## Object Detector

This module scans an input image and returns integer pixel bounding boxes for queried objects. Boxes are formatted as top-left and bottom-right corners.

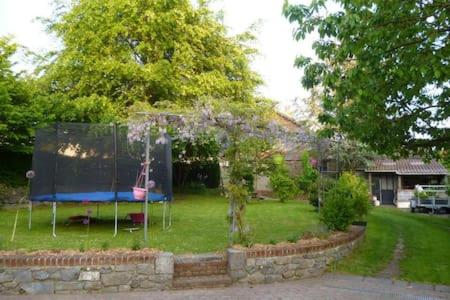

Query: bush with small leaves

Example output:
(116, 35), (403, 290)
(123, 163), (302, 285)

(100, 241), (110, 251)
(297, 152), (319, 196)
(287, 234), (299, 243)
(308, 177), (336, 208)
(269, 162), (298, 202)
(320, 172), (370, 231)
(131, 238), (143, 251)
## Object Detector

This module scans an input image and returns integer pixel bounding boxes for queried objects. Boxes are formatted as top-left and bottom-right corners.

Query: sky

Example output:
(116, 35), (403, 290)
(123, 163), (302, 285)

(0, 0), (315, 112)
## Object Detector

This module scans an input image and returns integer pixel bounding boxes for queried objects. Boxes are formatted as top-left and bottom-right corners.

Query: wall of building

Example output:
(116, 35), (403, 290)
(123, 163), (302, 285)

(396, 189), (414, 208)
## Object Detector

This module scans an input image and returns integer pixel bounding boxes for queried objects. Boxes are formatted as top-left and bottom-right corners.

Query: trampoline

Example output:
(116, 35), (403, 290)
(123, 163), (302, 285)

(28, 123), (173, 239)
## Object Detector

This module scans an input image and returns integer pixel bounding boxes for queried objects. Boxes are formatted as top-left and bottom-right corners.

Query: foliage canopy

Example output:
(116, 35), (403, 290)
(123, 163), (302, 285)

(0, 37), (48, 153)
(284, 0), (450, 158)
(42, 0), (261, 114)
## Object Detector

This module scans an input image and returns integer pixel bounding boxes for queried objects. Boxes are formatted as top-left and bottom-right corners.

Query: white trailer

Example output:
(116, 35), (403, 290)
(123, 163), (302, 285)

(410, 185), (449, 213)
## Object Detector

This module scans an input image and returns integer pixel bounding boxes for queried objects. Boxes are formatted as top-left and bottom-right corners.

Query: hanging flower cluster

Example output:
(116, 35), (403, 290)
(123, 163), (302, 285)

(127, 103), (311, 162)
(127, 101), (315, 244)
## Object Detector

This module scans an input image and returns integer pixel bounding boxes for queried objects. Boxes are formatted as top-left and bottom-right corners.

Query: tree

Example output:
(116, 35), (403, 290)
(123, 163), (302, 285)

(290, 87), (324, 131)
(0, 37), (47, 153)
(327, 138), (375, 172)
(41, 0), (261, 116)
(283, 0), (450, 158)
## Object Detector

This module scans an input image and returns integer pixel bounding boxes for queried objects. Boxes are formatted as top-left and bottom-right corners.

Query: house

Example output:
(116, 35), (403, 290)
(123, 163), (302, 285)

(365, 158), (448, 208)
(254, 112), (311, 196)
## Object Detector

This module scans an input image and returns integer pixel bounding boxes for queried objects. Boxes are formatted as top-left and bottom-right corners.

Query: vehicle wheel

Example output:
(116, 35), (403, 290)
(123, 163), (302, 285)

(410, 207), (415, 213)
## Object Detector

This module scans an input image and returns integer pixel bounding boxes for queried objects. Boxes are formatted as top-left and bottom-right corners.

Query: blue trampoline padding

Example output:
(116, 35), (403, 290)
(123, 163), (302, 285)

(31, 191), (168, 202)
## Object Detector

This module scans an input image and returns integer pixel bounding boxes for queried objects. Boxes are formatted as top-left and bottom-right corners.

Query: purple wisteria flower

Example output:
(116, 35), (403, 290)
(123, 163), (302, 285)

(127, 102), (305, 163)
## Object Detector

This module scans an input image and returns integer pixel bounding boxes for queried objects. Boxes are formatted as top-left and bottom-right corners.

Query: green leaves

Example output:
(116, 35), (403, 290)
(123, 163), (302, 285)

(284, 0), (450, 158)
(321, 172), (370, 231)
(0, 38), (48, 153)
(297, 152), (319, 194)
(42, 0), (260, 111)
(269, 157), (298, 202)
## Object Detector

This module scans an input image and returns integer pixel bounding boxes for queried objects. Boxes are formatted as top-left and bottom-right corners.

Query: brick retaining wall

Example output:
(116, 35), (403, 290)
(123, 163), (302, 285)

(174, 253), (227, 278)
(228, 225), (365, 284)
(0, 226), (365, 295)
(0, 251), (173, 295)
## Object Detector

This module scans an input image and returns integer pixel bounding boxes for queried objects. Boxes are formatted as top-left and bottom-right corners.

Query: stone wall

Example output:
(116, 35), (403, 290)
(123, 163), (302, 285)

(0, 226), (365, 295)
(0, 184), (28, 207)
(228, 225), (365, 284)
(0, 251), (173, 295)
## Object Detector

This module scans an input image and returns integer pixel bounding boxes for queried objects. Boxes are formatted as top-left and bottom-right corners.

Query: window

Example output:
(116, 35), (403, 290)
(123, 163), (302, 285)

(402, 175), (444, 189)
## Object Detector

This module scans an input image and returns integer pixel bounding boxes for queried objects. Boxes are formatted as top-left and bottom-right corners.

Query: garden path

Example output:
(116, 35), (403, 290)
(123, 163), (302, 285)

(377, 236), (405, 279)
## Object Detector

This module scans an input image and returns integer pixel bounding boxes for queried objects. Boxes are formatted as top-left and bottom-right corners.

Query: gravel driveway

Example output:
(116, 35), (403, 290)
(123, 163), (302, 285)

(3, 273), (449, 300)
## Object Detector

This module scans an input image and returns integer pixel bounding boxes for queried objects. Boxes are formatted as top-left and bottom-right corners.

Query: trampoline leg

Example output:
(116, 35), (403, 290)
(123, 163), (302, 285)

(163, 202), (166, 230)
(52, 202), (56, 238)
(96, 203), (99, 218)
(168, 202), (172, 229)
(114, 201), (118, 237)
(28, 200), (32, 230)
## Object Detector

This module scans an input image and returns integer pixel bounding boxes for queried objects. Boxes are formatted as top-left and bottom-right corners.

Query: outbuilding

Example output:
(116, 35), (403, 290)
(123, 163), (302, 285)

(365, 158), (448, 208)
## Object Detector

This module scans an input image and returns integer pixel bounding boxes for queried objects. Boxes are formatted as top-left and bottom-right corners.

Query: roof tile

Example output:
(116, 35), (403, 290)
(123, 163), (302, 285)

(365, 158), (448, 175)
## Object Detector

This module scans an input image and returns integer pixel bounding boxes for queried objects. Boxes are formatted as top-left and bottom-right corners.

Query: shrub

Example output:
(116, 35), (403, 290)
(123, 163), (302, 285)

(131, 238), (143, 251)
(287, 234), (299, 243)
(100, 241), (110, 251)
(320, 172), (370, 231)
(308, 177), (336, 208)
(269, 163), (297, 202)
(297, 152), (319, 197)
(0, 183), (28, 206)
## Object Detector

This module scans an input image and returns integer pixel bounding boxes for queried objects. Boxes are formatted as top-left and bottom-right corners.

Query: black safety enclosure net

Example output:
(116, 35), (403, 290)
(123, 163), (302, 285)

(30, 123), (172, 203)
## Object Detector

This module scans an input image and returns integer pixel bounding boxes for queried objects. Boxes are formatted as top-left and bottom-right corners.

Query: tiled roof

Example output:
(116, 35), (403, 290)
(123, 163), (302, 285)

(274, 112), (303, 132)
(365, 158), (448, 175)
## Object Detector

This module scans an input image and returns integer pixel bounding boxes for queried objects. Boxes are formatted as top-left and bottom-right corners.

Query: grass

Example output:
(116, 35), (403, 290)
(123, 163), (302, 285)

(0, 190), (320, 254)
(335, 207), (450, 285)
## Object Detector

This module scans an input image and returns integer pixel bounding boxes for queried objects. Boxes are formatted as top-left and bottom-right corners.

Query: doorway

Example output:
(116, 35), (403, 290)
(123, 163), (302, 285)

(372, 174), (396, 205)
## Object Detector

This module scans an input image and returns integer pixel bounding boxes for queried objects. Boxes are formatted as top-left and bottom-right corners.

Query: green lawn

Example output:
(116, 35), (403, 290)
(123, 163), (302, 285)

(335, 207), (450, 285)
(0, 191), (320, 254)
